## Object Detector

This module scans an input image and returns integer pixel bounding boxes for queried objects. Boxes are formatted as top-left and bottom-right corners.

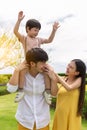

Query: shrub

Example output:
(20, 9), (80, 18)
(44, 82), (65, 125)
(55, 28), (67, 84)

(51, 97), (56, 109)
(82, 91), (87, 120)
(0, 86), (9, 95)
(0, 74), (11, 85)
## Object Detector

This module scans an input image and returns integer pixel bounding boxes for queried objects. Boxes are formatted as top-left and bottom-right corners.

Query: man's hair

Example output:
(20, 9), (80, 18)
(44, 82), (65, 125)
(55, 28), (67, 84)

(25, 19), (41, 31)
(26, 48), (48, 64)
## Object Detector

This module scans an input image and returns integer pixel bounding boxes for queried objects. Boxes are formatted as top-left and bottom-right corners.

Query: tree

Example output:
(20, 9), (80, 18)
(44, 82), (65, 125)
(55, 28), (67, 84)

(0, 33), (24, 69)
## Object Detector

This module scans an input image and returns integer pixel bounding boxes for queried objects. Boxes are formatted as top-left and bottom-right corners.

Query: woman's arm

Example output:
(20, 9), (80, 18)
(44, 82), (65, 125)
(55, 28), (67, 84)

(56, 74), (81, 90)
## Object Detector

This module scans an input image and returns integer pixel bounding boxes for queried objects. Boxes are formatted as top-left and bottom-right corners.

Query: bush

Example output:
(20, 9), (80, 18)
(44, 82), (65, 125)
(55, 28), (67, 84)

(82, 91), (87, 120)
(51, 97), (56, 109)
(0, 86), (10, 95)
(0, 74), (11, 85)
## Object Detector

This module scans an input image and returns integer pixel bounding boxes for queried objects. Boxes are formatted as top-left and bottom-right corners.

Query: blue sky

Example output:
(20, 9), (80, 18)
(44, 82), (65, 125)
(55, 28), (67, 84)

(0, 0), (87, 72)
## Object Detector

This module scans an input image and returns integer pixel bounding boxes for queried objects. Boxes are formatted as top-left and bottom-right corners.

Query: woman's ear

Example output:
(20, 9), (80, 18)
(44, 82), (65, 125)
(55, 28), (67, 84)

(75, 71), (80, 76)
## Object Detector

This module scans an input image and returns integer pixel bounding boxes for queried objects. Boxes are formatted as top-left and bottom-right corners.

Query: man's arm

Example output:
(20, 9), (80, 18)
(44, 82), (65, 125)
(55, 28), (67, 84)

(7, 62), (28, 93)
(7, 68), (20, 93)
(9, 68), (20, 86)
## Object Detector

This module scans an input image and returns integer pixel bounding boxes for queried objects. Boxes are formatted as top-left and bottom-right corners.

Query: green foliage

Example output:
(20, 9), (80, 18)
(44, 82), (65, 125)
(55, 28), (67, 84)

(51, 97), (56, 109)
(0, 74), (11, 84)
(0, 86), (9, 95)
(58, 73), (65, 76)
(0, 74), (11, 95)
(83, 91), (87, 120)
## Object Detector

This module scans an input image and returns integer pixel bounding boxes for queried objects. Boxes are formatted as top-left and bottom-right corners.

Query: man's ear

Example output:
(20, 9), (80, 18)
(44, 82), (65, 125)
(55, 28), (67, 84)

(30, 61), (35, 67)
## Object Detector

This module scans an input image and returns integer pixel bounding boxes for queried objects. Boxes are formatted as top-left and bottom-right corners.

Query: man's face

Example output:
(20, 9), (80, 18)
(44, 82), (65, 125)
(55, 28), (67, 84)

(32, 61), (47, 73)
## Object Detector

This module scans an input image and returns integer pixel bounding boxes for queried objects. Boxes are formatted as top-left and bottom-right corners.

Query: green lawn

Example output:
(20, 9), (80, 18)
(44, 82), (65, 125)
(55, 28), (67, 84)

(0, 93), (17, 130)
(0, 93), (87, 130)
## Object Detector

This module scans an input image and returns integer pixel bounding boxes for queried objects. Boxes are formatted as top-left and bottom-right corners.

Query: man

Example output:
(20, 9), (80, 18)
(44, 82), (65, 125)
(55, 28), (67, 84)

(7, 48), (58, 130)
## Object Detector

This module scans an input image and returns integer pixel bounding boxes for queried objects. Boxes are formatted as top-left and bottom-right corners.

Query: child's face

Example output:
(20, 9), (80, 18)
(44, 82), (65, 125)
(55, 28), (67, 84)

(27, 27), (40, 38)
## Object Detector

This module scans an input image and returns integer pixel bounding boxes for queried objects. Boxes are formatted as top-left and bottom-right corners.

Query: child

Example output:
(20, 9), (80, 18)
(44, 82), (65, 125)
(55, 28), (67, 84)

(13, 11), (60, 104)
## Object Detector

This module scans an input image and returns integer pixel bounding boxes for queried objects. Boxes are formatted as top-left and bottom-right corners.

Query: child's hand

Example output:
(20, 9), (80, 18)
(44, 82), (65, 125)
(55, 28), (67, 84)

(53, 22), (60, 31)
(18, 11), (25, 21)
(15, 61), (29, 72)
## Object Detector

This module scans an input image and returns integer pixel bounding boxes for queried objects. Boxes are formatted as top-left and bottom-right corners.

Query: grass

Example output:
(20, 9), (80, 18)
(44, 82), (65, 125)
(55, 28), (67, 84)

(86, 85), (87, 91)
(0, 93), (87, 130)
(0, 93), (17, 130)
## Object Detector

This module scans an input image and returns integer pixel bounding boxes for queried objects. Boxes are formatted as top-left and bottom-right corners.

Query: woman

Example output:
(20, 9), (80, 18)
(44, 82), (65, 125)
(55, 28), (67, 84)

(46, 59), (86, 130)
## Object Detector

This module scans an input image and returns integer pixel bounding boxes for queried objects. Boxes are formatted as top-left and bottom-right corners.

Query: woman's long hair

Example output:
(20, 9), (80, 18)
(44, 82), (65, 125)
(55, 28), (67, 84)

(72, 59), (86, 116)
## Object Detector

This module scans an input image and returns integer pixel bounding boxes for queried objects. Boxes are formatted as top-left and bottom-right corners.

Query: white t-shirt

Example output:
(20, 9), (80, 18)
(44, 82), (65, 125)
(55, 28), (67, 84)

(7, 72), (50, 129)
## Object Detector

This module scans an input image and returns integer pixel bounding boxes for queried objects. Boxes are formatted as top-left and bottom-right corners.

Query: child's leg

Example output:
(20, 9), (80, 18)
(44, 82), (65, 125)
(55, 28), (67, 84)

(44, 74), (52, 105)
(18, 70), (25, 90)
(14, 70), (26, 103)
(44, 74), (51, 93)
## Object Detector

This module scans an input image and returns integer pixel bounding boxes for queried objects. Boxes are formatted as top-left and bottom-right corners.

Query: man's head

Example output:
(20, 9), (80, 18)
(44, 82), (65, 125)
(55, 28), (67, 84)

(26, 48), (48, 73)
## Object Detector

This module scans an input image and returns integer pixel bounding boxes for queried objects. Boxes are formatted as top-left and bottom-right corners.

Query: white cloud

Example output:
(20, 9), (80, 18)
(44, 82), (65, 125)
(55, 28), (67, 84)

(0, 0), (87, 72)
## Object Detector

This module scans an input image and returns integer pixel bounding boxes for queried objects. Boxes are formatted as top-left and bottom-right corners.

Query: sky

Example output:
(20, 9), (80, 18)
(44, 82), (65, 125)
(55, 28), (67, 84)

(0, 0), (87, 73)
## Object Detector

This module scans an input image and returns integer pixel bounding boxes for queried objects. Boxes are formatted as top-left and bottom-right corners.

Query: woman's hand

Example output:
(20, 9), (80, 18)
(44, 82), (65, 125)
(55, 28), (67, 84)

(43, 64), (57, 81)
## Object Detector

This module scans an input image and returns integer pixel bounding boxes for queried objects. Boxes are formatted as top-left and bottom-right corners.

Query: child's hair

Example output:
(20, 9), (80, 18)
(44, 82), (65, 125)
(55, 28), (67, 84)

(72, 59), (86, 116)
(26, 48), (48, 64)
(25, 19), (41, 32)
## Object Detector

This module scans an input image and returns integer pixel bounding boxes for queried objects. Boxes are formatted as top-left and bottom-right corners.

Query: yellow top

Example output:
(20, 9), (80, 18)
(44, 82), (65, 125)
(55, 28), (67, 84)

(52, 84), (81, 130)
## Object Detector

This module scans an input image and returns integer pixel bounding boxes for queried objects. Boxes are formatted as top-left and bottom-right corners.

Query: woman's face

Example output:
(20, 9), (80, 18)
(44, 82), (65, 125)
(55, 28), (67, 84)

(65, 61), (77, 76)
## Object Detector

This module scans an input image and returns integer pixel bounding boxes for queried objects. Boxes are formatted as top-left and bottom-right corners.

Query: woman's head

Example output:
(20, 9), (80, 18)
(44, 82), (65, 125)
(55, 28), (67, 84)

(72, 59), (86, 78)
(66, 59), (86, 78)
